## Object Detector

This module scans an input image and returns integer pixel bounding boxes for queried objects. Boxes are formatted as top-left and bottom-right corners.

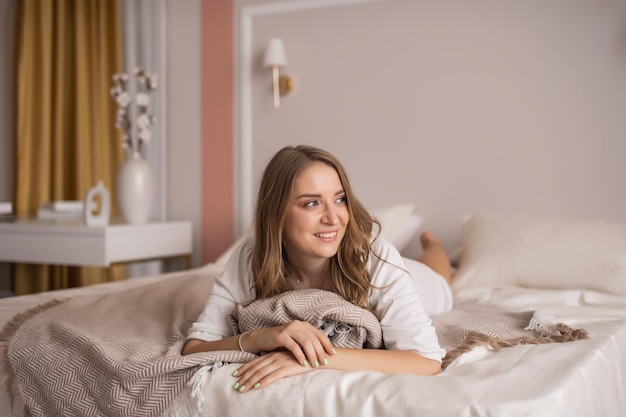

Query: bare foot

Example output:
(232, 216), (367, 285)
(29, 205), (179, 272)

(420, 231), (440, 250)
(418, 231), (452, 284)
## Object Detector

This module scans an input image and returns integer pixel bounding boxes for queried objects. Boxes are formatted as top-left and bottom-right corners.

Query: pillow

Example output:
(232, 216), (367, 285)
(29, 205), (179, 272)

(452, 212), (626, 296)
(214, 231), (251, 267)
(370, 204), (424, 252)
(214, 204), (423, 267)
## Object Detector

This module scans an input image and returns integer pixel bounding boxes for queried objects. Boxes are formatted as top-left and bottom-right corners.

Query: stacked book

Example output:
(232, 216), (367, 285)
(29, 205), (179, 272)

(0, 202), (12, 221)
(37, 201), (84, 220)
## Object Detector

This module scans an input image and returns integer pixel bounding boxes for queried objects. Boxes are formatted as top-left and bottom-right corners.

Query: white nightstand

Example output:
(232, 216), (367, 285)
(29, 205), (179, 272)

(0, 219), (192, 268)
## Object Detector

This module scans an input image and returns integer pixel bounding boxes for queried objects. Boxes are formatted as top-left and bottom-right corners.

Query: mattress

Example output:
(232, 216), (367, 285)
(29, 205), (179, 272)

(0, 264), (624, 417)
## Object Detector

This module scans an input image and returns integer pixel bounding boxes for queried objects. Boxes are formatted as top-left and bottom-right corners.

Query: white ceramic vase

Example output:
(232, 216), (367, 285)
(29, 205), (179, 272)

(116, 151), (153, 224)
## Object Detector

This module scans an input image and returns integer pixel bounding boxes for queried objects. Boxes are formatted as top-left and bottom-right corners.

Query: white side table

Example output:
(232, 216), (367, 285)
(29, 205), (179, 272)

(0, 219), (192, 268)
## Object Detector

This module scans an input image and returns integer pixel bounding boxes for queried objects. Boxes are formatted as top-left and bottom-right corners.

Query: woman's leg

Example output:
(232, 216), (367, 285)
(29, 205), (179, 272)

(417, 231), (452, 283)
(403, 233), (454, 316)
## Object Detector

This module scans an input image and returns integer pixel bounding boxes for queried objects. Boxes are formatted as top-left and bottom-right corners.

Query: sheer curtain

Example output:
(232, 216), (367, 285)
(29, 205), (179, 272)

(120, 0), (168, 277)
(13, 0), (125, 294)
(122, 0), (166, 222)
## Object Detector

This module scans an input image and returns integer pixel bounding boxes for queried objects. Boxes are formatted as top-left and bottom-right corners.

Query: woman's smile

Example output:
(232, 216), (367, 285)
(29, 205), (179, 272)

(314, 231), (338, 239)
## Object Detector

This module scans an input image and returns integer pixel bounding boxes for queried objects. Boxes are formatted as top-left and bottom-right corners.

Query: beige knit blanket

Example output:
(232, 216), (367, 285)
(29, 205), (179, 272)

(0, 274), (588, 417)
(434, 301), (589, 368)
(230, 289), (383, 349)
(0, 274), (252, 417)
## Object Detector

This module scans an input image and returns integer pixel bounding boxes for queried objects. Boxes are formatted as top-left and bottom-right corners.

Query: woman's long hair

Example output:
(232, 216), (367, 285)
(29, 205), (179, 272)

(252, 145), (379, 308)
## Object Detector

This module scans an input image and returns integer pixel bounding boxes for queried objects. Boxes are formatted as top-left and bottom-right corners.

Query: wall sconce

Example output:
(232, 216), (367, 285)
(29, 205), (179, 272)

(263, 38), (293, 108)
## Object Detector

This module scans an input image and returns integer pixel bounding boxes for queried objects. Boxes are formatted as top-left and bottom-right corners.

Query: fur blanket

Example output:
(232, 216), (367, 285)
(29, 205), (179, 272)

(0, 274), (588, 417)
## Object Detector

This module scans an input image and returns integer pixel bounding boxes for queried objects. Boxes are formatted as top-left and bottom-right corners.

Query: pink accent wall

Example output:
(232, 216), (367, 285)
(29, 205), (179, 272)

(201, 0), (234, 263)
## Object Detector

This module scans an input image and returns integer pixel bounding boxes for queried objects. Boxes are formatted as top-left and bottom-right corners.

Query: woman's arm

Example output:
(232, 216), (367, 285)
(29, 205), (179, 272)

(328, 347), (441, 375)
(183, 321), (336, 367)
(231, 347), (441, 393)
(182, 336), (240, 355)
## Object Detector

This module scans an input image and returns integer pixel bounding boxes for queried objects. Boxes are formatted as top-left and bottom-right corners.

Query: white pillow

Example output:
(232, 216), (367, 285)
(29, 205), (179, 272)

(214, 232), (250, 267)
(370, 204), (423, 252)
(452, 212), (626, 296)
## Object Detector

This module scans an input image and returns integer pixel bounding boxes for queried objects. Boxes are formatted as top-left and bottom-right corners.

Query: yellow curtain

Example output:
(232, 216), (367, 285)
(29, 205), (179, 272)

(14, 0), (125, 294)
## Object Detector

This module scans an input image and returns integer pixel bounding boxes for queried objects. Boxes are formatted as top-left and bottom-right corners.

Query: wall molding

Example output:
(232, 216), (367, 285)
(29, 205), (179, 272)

(235, 0), (385, 236)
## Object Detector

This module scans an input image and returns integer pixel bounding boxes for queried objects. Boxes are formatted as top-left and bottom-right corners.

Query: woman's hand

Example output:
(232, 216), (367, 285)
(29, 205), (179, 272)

(231, 350), (317, 393)
(244, 320), (336, 369)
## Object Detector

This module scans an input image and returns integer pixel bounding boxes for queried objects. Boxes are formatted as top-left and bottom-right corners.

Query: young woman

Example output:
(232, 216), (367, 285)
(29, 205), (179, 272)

(183, 145), (453, 393)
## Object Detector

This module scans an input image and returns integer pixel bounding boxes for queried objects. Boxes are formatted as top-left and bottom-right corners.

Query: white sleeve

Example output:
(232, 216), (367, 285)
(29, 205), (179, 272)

(186, 237), (256, 342)
(368, 237), (446, 363)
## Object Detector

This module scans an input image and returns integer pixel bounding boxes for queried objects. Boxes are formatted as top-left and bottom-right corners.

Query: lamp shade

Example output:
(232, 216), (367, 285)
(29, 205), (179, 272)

(263, 38), (287, 67)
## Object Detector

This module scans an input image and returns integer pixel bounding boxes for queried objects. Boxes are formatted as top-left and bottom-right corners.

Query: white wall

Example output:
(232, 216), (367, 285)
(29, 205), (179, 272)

(238, 0), (626, 256)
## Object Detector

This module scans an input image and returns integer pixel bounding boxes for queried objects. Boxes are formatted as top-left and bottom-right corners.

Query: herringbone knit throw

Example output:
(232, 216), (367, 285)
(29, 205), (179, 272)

(434, 301), (589, 369)
(230, 289), (383, 349)
(0, 274), (254, 417)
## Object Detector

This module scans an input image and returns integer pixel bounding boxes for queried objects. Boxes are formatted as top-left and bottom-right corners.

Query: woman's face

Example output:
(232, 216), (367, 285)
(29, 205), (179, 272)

(282, 161), (349, 268)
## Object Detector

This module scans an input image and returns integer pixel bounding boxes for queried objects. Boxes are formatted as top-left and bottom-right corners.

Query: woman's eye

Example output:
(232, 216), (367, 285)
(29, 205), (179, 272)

(336, 196), (347, 204)
(305, 200), (319, 208)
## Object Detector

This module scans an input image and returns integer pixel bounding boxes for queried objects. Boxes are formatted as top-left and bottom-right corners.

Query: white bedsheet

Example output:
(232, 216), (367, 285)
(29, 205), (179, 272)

(1, 272), (625, 417)
(168, 286), (626, 417)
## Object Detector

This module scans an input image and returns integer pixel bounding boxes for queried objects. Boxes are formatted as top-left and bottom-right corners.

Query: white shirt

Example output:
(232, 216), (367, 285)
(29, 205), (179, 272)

(188, 236), (446, 363)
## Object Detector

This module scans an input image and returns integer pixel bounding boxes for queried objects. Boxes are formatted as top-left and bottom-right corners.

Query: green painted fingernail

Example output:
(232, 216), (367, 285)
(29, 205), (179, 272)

(314, 360), (320, 368)
(254, 382), (260, 389)
(303, 360), (309, 367)
(238, 385), (246, 392)
(323, 358), (329, 366)
(232, 370), (239, 377)
(233, 382), (240, 390)
(332, 348), (337, 355)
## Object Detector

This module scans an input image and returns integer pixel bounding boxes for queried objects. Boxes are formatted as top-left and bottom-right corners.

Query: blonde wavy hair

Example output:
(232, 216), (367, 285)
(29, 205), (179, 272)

(252, 145), (380, 308)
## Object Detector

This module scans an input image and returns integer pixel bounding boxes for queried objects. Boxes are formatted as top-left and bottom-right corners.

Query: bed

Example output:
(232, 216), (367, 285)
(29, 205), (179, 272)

(1, 210), (625, 417)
